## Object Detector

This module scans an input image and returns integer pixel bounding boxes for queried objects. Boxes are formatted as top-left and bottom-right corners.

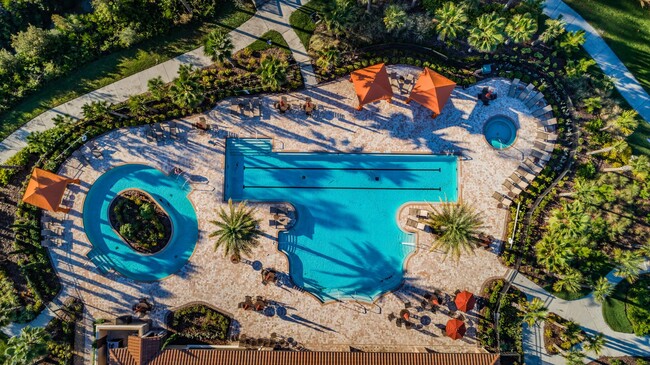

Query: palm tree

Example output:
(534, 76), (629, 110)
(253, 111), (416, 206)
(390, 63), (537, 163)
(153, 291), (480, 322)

(209, 199), (262, 261)
(323, 0), (353, 35)
(316, 47), (340, 72)
(128, 94), (149, 118)
(587, 139), (629, 158)
(3, 326), (50, 365)
(564, 348), (585, 365)
(559, 30), (586, 53)
(433, 2), (468, 41)
(582, 97), (602, 114)
(424, 202), (484, 260)
(383, 4), (407, 33)
(504, 13), (537, 44)
(147, 76), (167, 101)
(552, 269), (584, 293)
(467, 12), (506, 52)
(535, 233), (573, 272)
(613, 248), (643, 283)
(170, 64), (204, 109)
(82, 100), (112, 121)
(584, 332), (606, 355)
(603, 155), (650, 179)
(593, 277), (613, 303)
(539, 18), (566, 44)
(204, 30), (233, 64)
(548, 201), (589, 240)
(600, 110), (639, 136)
(522, 297), (548, 327)
(257, 56), (288, 90)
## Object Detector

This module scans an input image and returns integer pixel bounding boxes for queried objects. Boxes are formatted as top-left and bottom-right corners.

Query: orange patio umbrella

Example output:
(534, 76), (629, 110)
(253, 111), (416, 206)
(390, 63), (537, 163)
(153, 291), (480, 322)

(455, 290), (476, 312)
(406, 67), (456, 118)
(446, 318), (466, 340)
(22, 168), (80, 213)
(350, 63), (393, 111)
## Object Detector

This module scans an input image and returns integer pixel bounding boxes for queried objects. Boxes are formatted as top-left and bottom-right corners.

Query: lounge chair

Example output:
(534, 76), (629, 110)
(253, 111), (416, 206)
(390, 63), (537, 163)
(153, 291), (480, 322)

(525, 92), (545, 109)
(531, 149), (551, 163)
(169, 121), (179, 139)
(517, 83), (535, 100)
(532, 105), (553, 118)
(534, 141), (554, 153)
(408, 208), (430, 218)
(515, 167), (536, 182)
(536, 131), (557, 143)
(509, 173), (523, 185)
(508, 78), (521, 97)
(503, 180), (522, 195)
(406, 217), (433, 233)
(230, 101), (242, 116)
(153, 123), (165, 140)
(523, 158), (543, 173)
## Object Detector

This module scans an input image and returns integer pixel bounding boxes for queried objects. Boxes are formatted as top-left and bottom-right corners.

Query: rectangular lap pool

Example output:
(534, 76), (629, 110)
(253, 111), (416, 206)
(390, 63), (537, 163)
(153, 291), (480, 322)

(224, 138), (458, 302)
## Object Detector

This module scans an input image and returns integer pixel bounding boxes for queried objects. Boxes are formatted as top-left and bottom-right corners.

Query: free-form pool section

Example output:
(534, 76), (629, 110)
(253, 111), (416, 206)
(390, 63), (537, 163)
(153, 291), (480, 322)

(83, 164), (198, 281)
(483, 115), (518, 149)
(225, 139), (458, 302)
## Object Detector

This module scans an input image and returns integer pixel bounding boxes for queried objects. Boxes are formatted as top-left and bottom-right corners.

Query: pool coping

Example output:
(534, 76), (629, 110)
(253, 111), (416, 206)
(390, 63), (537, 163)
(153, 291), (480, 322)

(482, 113), (520, 151)
(222, 137), (464, 307)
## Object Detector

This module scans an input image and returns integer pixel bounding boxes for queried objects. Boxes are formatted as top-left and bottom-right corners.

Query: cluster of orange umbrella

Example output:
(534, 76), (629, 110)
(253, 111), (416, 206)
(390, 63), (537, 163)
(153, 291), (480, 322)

(445, 290), (476, 340)
(350, 63), (456, 118)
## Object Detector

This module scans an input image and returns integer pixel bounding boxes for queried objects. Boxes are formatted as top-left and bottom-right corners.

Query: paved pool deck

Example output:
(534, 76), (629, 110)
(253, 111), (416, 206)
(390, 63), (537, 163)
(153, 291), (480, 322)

(43, 66), (547, 361)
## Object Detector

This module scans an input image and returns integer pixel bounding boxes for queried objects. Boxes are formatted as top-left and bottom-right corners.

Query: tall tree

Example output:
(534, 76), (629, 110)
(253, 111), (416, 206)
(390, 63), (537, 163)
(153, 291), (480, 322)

(602, 155), (650, 179)
(587, 139), (630, 159)
(600, 110), (639, 136)
(82, 100), (112, 121)
(592, 277), (613, 303)
(257, 56), (288, 90)
(209, 199), (262, 261)
(522, 297), (548, 327)
(424, 202), (484, 260)
(383, 4), (407, 33)
(613, 248), (643, 283)
(535, 233), (573, 272)
(504, 13), (537, 44)
(584, 332), (606, 355)
(552, 269), (584, 293)
(433, 2), (468, 41)
(467, 12), (506, 52)
(204, 30), (233, 64)
(3, 326), (50, 365)
(170, 64), (204, 109)
(147, 76), (167, 101)
(564, 349), (586, 365)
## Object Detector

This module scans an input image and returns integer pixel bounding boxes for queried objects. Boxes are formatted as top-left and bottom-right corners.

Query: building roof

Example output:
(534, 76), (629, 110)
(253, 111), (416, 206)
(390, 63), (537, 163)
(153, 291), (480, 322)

(110, 348), (500, 365)
(21, 168), (79, 213)
(407, 68), (456, 116)
(350, 63), (394, 108)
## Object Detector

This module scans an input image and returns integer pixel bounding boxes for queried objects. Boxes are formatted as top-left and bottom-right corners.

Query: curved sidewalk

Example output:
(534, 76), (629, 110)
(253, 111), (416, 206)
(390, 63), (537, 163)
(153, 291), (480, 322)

(511, 262), (650, 365)
(0, 0), (316, 164)
(544, 0), (650, 124)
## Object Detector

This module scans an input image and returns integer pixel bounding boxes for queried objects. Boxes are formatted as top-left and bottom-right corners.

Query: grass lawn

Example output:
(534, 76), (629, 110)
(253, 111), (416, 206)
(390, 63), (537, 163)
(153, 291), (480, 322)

(289, 0), (333, 49)
(0, 0), (255, 141)
(563, 0), (650, 95)
(245, 30), (291, 55)
(602, 279), (634, 333)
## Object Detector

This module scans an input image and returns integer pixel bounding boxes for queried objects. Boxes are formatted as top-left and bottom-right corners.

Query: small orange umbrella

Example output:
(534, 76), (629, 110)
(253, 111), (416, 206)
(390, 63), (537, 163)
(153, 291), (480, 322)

(446, 318), (466, 340)
(454, 290), (476, 312)
(400, 309), (410, 321)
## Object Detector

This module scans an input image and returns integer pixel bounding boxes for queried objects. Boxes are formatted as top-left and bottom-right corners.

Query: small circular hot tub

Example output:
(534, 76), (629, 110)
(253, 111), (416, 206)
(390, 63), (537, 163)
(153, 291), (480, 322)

(483, 116), (518, 149)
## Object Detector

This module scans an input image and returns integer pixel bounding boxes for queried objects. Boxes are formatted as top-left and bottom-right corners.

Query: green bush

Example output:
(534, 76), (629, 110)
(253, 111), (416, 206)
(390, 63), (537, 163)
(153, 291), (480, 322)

(627, 276), (650, 336)
(170, 304), (231, 343)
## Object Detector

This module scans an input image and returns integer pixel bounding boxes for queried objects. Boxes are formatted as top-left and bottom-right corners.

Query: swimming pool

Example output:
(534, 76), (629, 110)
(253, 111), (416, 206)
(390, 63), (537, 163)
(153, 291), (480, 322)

(483, 115), (518, 149)
(83, 164), (198, 281)
(225, 139), (458, 302)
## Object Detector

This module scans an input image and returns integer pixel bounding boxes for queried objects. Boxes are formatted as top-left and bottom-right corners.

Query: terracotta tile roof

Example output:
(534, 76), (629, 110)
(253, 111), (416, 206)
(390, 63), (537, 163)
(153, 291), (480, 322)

(108, 336), (162, 365)
(110, 348), (500, 365)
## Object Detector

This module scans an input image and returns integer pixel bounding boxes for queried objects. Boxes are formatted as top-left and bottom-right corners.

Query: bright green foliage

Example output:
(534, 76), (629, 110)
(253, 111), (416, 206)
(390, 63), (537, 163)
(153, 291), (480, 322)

(564, 58), (596, 80)
(522, 297), (548, 327)
(204, 30), (234, 64)
(383, 5), (407, 33)
(147, 76), (168, 101)
(425, 202), (484, 260)
(564, 349), (585, 365)
(170, 65), (204, 109)
(504, 13), (537, 44)
(82, 100), (112, 121)
(626, 275), (650, 336)
(609, 110), (639, 136)
(535, 233), (573, 272)
(257, 57), (289, 90)
(433, 2), (468, 41)
(209, 199), (262, 260)
(2, 327), (50, 365)
(467, 12), (506, 52)
(316, 47), (341, 71)
(583, 97), (602, 114)
(559, 30), (586, 53)
(613, 248), (643, 283)
(584, 332), (606, 355)
(539, 18), (566, 43)
(593, 277), (613, 303)
(552, 269), (584, 293)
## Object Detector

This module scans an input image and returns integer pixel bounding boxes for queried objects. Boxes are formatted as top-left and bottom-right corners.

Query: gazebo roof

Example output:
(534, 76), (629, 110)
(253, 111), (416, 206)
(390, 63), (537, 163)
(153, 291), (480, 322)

(350, 63), (394, 108)
(408, 68), (456, 116)
(22, 168), (79, 213)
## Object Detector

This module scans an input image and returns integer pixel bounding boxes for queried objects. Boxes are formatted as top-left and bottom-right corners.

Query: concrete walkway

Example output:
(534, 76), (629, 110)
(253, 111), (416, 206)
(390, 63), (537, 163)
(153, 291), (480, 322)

(544, 0), (650, 124)
(0, 0), (316, 164)
(510, 262), (650, 364)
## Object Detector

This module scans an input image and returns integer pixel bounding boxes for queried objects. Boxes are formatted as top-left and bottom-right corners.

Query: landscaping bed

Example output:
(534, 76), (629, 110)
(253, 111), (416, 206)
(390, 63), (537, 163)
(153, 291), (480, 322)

(109, 190), (172, 254)
(477, 279), (525, 354)
(43, 297), (84, 365)
(543, 312), (585, 354)
(588, 357), (650, 365)
(167, 303), (232, 344)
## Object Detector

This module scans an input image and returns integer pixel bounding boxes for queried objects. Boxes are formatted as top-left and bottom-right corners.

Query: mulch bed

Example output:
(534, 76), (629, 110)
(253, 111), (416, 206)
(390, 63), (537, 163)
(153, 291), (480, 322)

(588, 357), (650, 365)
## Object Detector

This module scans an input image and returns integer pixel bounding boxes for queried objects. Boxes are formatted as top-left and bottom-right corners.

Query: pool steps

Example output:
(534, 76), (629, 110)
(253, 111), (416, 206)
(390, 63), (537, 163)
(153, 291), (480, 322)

(87, 250), (116, 275)
(227, 138), (272, 156)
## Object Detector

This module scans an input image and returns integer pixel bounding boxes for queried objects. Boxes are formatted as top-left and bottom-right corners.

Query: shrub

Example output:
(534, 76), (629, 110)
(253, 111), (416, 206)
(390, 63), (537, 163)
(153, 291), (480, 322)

(169, 304), (231, 343)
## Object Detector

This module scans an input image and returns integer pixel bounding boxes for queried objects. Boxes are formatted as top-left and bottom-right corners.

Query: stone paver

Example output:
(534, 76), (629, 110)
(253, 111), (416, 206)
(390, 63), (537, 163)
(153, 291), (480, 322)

(512, 261), (650, 365)
(2, 69), (552, 361)
(0, 0), (317, 164)
(544, 0), (650, 123)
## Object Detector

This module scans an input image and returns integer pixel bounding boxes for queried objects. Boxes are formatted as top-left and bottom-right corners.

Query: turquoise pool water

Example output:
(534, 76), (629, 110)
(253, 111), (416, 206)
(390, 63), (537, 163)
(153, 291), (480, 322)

(483, 116), (517, 149)
(83, 164), (198, 281)
(225, 139), (458, 302)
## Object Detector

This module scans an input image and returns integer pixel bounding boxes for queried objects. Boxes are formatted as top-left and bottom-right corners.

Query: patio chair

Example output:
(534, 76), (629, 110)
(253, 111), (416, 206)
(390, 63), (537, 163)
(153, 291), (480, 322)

(91, 142), (103, 158)
(523, 158), (543, 174)
(153, 123), (165, 140)
(531, 149), (551, 163)
(253, 99), (262, 117)
(533, 141), (554, 153)
(515, 167), (536, 182)
(169, 121), (179, 139)
(525, 92), (545, 109)
(230, 101), (243, 116)
(408, 208), (430, 218)
(492, 191), (507, 204)
(508, 78), (521, 97)
(536, 131), (557, 143)
(517, 83), (535, 100)
(532, 105), (553, 118)
(509, 173), (523, 185)
(503, 180), (522, 195)
(405, 217), (420, 230)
